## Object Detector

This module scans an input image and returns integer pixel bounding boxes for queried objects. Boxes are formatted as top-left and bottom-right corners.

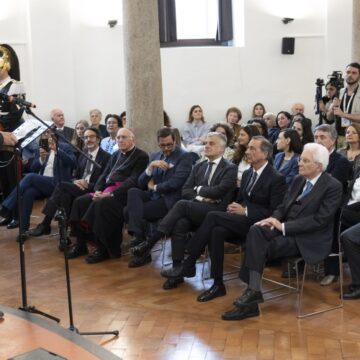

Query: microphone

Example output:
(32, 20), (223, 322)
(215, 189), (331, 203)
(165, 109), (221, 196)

(0, 93), (36, 108)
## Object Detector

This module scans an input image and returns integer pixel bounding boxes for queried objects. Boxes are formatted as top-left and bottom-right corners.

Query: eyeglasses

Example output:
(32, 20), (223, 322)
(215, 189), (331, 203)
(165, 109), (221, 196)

(159, 143), (174, 149)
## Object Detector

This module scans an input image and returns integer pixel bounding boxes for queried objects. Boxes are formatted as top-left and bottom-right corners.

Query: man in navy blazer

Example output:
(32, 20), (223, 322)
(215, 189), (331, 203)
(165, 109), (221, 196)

(28, 127), (110, 240)
(161, 136), (286, 299)
(130, 132), (238, 281)
(126, 127), (195, 267)
(314, 124), (352, 285)
(0, 133), (76, 239)
(222, 143), (342, 321)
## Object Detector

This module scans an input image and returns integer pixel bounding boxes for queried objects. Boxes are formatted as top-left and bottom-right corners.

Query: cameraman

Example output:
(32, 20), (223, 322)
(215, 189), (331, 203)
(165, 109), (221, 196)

(327, 62), (360, 136)
(319, 81), (337, 126)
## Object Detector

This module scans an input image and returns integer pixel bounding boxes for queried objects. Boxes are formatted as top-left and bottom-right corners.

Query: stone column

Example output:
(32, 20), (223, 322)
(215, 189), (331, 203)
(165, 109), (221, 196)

(353, 0), (360, 61)
(122, 0), (164, 153)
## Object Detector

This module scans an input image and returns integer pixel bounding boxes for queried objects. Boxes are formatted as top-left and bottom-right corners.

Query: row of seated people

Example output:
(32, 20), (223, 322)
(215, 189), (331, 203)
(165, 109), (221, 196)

(0, 126), (358, 321)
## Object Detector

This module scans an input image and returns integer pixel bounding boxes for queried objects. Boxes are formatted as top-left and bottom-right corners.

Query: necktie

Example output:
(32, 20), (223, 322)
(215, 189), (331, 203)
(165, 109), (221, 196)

(83, 154), (93, 179)
(297, 181), (313, 201)
(203, 161), (214, 185)
(246, 170), (258, 194)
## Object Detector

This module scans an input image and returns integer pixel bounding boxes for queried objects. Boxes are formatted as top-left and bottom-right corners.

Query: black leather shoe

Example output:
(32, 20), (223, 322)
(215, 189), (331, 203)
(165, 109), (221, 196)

(161, 264), (196, 279)
(222, 303), (260, 321)
(197, 284), (226, 302)
(67, 244), (88, 259)
(85, 249), (109, 264)
(0, 217), (11, 226)
(131, 241), (151, 257)
(129, 237), (145, 247)
(28, 223), (51, 237)
(7, 219), (19, 229)
(128, 253), (152, 268)
(343, 287), (360, 300)
(233, 288), (264, 307)
(163, 277), (184, 290)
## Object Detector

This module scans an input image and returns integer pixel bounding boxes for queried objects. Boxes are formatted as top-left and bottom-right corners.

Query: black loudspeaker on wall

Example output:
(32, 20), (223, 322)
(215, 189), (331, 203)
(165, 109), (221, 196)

(282, 37), (295, 54)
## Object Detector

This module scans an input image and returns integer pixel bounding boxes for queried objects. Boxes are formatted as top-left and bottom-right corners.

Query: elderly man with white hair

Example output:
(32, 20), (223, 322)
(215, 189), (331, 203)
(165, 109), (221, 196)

(222, 143), (343, 321)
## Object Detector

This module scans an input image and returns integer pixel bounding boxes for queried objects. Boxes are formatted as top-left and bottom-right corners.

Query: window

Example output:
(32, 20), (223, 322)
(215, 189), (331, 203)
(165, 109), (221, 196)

(158, 0), (233, 47)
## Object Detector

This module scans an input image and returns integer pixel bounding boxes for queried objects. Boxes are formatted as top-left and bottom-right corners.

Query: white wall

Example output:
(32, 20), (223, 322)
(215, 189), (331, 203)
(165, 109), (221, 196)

(0, 0), (354, 129)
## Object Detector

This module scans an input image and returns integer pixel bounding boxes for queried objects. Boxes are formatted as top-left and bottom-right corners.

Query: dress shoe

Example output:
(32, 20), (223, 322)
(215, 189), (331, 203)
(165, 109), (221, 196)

(66, 244), (88, 259)
(0, 217), (11, 226)
(197, 284), (226, 302)
(233, 288), (264, 307)
(58, 237), (72, 252)
(85, 249), (109, 264)
(129, 237), (145, 247)
(163, 277), (184, 290)
(128, 253), (152, 268)
(343, 286), (360, 300)
(161, 264), (196, 279)
(16, 233), (29, 242)
(28, 223), (51, 237)
(7, 219), (19, 229)
(131, 241), (151, 257)
(222, 303), (260, 321)
(320, 274), (337, 286)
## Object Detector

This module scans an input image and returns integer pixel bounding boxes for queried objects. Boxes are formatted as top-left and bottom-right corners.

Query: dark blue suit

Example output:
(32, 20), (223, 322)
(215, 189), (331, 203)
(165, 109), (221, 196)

(126, 146), (194, 238)
(273, 152), (300, 186)
(2, 142), (76, 231)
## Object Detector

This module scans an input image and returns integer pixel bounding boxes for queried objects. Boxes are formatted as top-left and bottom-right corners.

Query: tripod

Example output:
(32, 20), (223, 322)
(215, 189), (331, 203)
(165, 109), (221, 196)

(56, 207), (119, 337)
(14, 147), (60, 322)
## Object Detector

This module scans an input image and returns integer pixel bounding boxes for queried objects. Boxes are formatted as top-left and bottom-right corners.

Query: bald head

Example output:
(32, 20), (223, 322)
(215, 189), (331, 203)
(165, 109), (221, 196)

(116, 128), (135, 152)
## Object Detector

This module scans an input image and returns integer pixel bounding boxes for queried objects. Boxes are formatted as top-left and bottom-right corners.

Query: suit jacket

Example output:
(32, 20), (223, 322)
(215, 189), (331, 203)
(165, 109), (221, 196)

(273, 152), (300, 186)
(236, 163), (286, 224)
(272, 172), (343, 264)
(54, 126), (75, 142)
(73, 147), (110, 191)
(94, 147), (149, 197)
(31, 142), (76, 183)
(182, 157), (237, 209)
(137, 146), (194, 209)
(327, 150), (352, 192)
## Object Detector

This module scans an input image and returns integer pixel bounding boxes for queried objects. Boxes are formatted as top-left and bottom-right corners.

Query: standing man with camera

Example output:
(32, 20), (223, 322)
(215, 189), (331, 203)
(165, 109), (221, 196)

(327, 62), (360, 136)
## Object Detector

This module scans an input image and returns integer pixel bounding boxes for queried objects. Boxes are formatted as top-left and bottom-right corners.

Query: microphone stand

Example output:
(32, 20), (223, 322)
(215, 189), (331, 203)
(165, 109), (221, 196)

(22, 106), (118, 337)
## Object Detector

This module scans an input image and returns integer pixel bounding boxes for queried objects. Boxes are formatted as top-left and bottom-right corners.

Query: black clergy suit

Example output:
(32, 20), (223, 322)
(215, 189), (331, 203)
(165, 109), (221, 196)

(185, 163), (286, 280)
(41, 147), (110, 221)
(157, 157), (237, 262)
(239, 172), (342, 284)
(70, 146), (149, 257)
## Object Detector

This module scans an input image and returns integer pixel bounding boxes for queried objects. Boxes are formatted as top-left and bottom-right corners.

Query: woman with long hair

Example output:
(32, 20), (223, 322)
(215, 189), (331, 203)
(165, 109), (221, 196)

(292, 116), (314, 145)
(232, 125), (260, 186)
(71, 119), (89, 153)
(274, 129), (303, 186)
(338, 124), (360, 174)
(252, 102), (266, 118)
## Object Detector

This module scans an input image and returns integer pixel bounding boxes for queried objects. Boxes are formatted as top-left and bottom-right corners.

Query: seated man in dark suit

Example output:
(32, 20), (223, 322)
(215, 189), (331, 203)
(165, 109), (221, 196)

(130, 132), (238, 284)
(126, 127), (195, 267)
(28, 127), (110, 243)
(314, 124), (352, 285)
(161, 136), (286, 300)
(0, 133), (76, 240)
(68, 127), (149, 263)
(221, 143), (342, 321)
(50, 108), (74, 141)
(340, 223), (360, 299)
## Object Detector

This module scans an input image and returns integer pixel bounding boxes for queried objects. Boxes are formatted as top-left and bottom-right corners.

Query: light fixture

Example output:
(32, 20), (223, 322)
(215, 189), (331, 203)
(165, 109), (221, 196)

(108, 20), (118, 28)
(282, 17), (294, 24)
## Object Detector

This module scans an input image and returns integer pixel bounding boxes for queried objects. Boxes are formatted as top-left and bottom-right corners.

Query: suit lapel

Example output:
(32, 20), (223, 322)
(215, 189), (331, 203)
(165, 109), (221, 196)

(209, 158), (225, 185)
(249, 163), (271, 194)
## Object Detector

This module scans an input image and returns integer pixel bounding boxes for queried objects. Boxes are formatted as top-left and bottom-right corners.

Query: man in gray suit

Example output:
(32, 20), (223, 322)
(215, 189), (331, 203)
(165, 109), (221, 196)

(222, 143), (342, 321)
(130, 132), (238, 284)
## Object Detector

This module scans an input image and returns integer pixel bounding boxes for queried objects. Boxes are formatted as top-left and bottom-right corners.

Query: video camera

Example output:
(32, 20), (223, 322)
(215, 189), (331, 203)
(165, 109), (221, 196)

(316, 71), (344, 92)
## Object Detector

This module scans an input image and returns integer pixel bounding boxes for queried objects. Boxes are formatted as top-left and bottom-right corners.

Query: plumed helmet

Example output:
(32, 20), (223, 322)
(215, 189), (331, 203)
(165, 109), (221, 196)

(0, 44), (20, 80)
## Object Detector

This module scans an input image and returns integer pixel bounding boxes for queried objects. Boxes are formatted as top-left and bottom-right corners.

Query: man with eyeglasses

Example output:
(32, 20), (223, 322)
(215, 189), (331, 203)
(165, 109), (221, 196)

(221, 143), (342, 321)
(67, 127), (148, 263)
(28, 127), (110, 244)
(126, 127), (195, 267)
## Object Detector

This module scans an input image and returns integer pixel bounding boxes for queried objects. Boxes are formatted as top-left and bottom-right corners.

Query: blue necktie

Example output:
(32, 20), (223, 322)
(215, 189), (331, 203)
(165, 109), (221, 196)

(297, 181), (313, 201)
